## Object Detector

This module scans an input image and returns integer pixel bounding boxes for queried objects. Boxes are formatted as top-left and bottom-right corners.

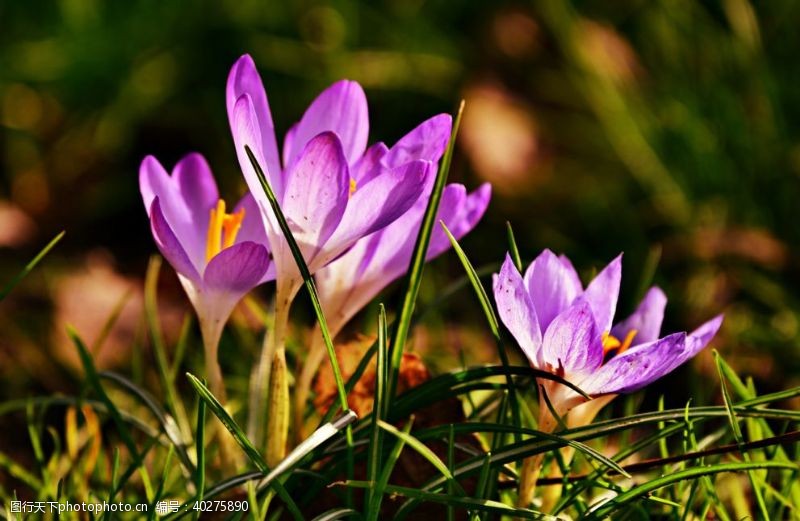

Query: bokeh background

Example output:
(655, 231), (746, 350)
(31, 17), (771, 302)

(2, 0), (800, 418)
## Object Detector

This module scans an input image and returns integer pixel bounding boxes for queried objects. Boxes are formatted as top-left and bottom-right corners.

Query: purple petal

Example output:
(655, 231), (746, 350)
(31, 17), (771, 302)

(524, 249), (583, 331)
(493, 255), (543, 366)
(428, 183), (491, 259)
(317, 159), (431, 268)
(149, 198), (201, 283)
(681, 314), (724, 364)
(173, 153), (219, 217)
(610, 286), (667, 346)
(281, 132), (349, 258)
(381, 114), (452, 168)
(231, 93), (277, 215)
(284, 80), (368, 168)
(582, 254), (622, 333)
(140, 155), (216, 270)
(350, 142), (389, 185)
(234, 193), (275, 283)
(580, 332), (687, 395)
(281, 122), (298, 169)
(226, 55), (282, 191)
(204, 241), (270, 293)
(541, 299), (604, 377)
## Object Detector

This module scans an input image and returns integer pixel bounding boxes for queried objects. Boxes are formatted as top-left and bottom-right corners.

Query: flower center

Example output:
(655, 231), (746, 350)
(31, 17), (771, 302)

(349, 178), (357, 196)
(601, 329), (638, 356)
(205, 199), (245, 262)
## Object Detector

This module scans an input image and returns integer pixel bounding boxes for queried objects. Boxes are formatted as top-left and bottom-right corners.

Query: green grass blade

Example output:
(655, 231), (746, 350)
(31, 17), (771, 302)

(367, 418), (414, 521)
(184, 373), (304, 521)
(345, 480), (557, 520)
(310, 509), (360, 521)
(378, 419), (467, 496)
(584, 461), (798, 520)
(68, 326), (139, 459)
(194, 387), (206, 521)
(714, 350), (770, 520)
(0, 230), (64, 301)
(505, 221), (523, 272)
(439, 223), (525, 435)
(366, 305), (388, 511)
(145, 256), (192, 441)
(99, 370), (194, 475)
(186, 372), (267, 473)
(388, 101), (464, 399)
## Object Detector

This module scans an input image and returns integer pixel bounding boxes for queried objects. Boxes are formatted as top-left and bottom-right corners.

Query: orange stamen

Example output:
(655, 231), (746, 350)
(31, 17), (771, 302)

(206, 199), (246, 262)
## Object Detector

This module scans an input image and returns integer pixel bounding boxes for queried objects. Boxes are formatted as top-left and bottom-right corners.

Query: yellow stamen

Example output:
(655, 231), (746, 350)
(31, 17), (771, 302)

(601, 331), (621, 354)
(349, 178), (357, 196)
(601, 329), (638, 355)
(222, 207), (246, 249)
(206, 199), (246, 262)
(618, 329), (638, 355)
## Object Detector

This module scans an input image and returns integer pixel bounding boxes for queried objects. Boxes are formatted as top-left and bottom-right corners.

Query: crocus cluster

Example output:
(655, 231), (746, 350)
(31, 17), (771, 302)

(139, 54), (491, 463)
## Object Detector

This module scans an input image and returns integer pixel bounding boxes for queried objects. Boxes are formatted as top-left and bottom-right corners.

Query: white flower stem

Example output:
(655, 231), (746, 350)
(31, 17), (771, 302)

(200, 316), (238, 469)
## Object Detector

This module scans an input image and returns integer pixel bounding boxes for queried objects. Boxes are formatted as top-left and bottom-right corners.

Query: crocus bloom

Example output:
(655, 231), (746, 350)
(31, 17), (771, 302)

(227, 54), (447, 457)
(227, 54), (433, 303)
(139, 153), (271, 398)
(313, 111), (492, 336)
(493, 249), (722, 410)
(294, 120), (491, 435)
(493, 249), (722, 506)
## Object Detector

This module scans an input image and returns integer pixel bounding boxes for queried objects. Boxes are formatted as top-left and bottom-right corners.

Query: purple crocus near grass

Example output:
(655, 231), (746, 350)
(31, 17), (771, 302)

(139, 153), (272, 338)
(493, 249), (723, 405)
(494, 249), (723, 506)
(227, 54), (437, 304)
(139, 153), (272, 402)
(226, 54), (464, 453)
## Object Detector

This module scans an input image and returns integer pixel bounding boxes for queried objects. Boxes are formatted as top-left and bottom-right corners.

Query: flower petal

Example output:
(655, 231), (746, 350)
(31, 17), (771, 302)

(541, 299), (604, 377)
(610, 286), (667, 346)
(173, 153), (219, 217)
(316, 159), (431, 269)
(281, 122), (298, 169)
(281, 132), (349, 259)
(381, 114), (452, 168)
(234, 193), (275, 283)
(203, 241), (270, 293)
(227, 55), (282, 191)
(284, 80), (368, 168)
(580, 332), (687, 395)
(524, 249), (583, 331)
(149, 197), (201, 284)
(493, 254), (543, 366)
(681, 314), (724, 364)
(350, 142), (389, 185)
(428, 183), (491, 258)
(231, 93), (276, 220)
(582, 254), (622, 333)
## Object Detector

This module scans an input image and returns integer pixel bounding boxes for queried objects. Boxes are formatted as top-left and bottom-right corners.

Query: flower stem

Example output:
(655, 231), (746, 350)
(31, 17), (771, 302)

(200, 317), (237, 469)
(247, 281), (294, 449)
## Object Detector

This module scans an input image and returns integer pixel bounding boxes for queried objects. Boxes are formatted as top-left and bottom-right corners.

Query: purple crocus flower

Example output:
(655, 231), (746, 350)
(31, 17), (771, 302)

(293, 118), (491, 436)
(494, 249), (723, 506)
(226, 54), (434, 302)
(493, 249), (723, 408)
(139, 153), (271, 399)
(226, 54), (451, 454)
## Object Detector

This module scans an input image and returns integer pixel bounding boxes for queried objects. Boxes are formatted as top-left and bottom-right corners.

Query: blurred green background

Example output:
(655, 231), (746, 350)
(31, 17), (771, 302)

(2, 0), (800, 408)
